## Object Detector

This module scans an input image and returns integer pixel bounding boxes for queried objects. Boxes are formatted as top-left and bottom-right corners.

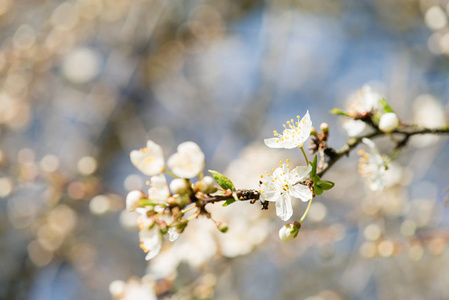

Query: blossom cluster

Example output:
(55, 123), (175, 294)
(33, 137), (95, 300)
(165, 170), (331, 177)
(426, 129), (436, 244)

(126, 140), (217, 260)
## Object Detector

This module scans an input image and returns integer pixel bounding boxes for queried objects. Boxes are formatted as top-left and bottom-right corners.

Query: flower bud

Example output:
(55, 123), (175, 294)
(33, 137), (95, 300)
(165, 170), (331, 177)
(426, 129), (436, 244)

(169, 178), (189, 195)
(278, 222), (300, 242)
(216, 222), (228, 233)
(126, 190), (144, 212)
(310, 126), (318, 137)
(320, 122), (329, 134)
(199, 176), (217, 194)
(379, 113), (399, 133)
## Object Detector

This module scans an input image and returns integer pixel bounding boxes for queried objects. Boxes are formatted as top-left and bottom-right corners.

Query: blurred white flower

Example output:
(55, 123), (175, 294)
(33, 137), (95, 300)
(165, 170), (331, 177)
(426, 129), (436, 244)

(167, 142), (205, 178)
(358, 138), (386, 191)
(259, 161), (312, 221)
(412, 94), (447, 147)
(126, 190), (144, 212)
(139, 225), (163, 261)
(148, 174), (170, 203)
(130, 140), (165, 176)
(110, 277), (156, 300)
(379, 112), (399, 133)
(264, 111), (312, 149)
(62, 47), (101, 84)
(343, 86), (382, 136)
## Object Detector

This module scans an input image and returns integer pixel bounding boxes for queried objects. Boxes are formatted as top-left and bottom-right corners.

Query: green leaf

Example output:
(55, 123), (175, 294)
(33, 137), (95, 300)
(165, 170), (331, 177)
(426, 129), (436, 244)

(208, 170), (236, 191)
(315, 180), (335, 191)
(314, 183), (323, 195)
(309, 155), (318, 177)
(222, 199), (235, 207)
(330, 108), (350, 117)
(379, 98), (394, 113)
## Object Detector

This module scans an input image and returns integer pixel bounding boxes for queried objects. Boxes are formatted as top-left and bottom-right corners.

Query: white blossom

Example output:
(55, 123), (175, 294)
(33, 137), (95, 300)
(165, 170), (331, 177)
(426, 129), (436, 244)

(167, 142), (205, 178)
(379, 112), (399, 133)
(111, 278), (157, 300)
(358, 138), (386, 191)
(259, 160), (312, 221)
(264, 111), (312, 149)
(126, 190), (144, 212)
(130, 140), (165, 176)
(148, 174), (169, 203)
(343, 86), (382, 137)
(139, 225), (163, 261)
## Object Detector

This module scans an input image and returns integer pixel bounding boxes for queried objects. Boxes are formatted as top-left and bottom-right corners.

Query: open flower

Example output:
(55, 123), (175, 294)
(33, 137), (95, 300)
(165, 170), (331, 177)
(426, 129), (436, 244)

(358, 138), (386, 191)
(264, 111), (312, 149)
(167, 142), (205, 178)
(343, 86), (382, 137)
(130, 140), (165, 176)
(148, 174), (170, 203)
(259, 160), (312, 221)
(139, 222), (163, 261)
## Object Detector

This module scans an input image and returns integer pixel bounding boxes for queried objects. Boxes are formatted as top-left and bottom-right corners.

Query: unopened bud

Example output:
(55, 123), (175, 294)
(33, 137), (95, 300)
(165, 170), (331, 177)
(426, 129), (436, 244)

(126, 190), (144, 212)
(170, 178), (189, 195)
(278, 222), (301, 242)
(175, 194), (190, 207)
(320, 123), (329, 134)
(217, 222), (228, 233)
(199, 176), (217, 194)
(379, 112), (399, 133)
(310, 126), (318, 137)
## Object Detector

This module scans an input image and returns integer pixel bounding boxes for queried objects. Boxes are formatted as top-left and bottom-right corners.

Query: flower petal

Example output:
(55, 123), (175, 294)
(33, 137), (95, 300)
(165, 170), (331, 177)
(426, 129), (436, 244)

(290, 184), (312, 202)
(130, 140), (165, 176)
(260, 190), (281, 202)
(291, 165), (312, 181)
(275, 194), (293, 221)
(264, 137), (283, 148)
(343, 119), (366, 137)
(167, 142), (205, 178)
(139, 226), (163, 260)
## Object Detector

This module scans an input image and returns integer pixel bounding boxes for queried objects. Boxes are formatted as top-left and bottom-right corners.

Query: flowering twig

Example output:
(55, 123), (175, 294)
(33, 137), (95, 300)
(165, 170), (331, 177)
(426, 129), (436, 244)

(318, 125), (449, 177)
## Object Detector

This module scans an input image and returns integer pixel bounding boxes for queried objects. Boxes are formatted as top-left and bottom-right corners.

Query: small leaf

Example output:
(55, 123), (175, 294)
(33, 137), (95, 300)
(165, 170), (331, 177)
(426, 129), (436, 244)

(379, 98), (394, 113)
(330, 108), (350, 117)
(309, 154), (318, 177)
(314, 183), (323, 195)
(208, 170), (236, 191)
(222, 199), (235, 207)
(316, 180), (335, 191)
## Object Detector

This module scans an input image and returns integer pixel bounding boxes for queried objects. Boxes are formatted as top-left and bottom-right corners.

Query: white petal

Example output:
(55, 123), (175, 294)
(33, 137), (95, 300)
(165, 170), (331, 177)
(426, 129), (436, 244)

(343, 119), (366, 137)
(275, 194), (293, 221)
(139, 227), (163, 260)
(167, 142), (205, 178)
(299, 110), (312, 140)
(290, 184), (312, 202)
(264, 137), (283, 148)
(130, 141), (165, 176)
(145, 243), (162, 260)
(148, 174), (169, 203)
(261, 190), (281, 202)
(291, 164), (312, 180)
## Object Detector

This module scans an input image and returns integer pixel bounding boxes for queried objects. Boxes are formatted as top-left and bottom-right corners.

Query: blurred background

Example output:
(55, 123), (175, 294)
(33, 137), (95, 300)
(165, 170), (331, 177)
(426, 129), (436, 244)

(1, 0), (449, 299)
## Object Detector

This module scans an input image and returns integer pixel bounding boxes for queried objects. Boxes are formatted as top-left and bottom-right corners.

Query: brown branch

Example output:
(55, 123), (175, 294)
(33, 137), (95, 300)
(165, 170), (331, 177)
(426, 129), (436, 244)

(318, 125), (449, 178)
(201, 189), (260, 205)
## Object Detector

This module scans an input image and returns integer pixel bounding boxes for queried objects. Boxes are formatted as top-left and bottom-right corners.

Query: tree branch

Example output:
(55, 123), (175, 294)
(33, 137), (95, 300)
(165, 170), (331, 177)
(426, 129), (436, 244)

(318, 125), (449, 178)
